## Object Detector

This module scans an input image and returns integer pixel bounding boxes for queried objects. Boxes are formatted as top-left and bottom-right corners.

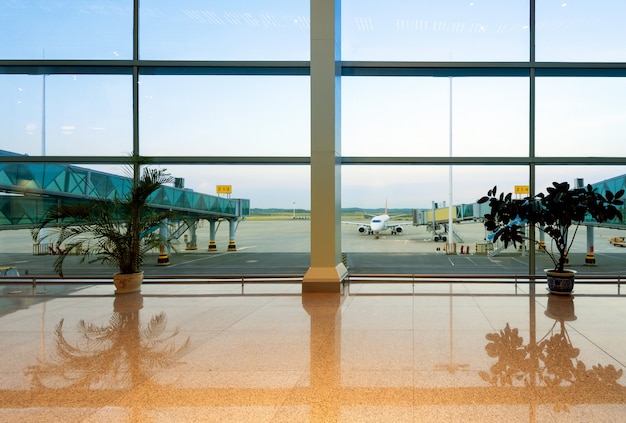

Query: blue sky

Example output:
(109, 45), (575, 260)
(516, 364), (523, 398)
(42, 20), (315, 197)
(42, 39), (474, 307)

(1, 1), (626, 209)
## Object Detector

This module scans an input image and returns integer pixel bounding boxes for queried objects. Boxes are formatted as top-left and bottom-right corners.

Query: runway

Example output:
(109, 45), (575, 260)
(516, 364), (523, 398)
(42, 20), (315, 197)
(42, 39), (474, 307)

(1, 219), (626, 277)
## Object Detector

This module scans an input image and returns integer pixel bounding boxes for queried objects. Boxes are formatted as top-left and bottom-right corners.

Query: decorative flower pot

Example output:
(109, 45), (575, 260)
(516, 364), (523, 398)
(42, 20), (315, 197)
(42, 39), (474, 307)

(545, 269), (576, 295)
(113, 271), (144, 294)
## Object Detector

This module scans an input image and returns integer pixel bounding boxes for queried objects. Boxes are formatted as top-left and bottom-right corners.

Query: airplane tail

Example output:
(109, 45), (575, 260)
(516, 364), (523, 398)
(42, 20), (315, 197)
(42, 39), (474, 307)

(385, 198), (388, 215)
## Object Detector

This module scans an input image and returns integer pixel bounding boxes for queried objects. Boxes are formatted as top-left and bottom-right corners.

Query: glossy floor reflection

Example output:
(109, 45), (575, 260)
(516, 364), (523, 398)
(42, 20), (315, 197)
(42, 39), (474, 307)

(1, 282), (626, 422)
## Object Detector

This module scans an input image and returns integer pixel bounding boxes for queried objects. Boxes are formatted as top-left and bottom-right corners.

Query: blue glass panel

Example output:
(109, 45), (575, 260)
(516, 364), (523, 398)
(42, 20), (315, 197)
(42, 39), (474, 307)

(536, 0), (626, 62)
(0, 1), (132, 60)
(342, 0), (528, 61)
(140, 0), (310, 60)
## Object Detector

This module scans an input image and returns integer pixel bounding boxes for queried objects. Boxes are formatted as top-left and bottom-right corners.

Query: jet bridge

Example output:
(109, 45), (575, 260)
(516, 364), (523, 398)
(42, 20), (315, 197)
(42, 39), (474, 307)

(0, 152), (250, 252)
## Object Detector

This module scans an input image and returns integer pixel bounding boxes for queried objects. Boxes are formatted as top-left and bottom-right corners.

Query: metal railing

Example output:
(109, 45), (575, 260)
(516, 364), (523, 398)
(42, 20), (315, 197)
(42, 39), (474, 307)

(1, 272), (625, 289)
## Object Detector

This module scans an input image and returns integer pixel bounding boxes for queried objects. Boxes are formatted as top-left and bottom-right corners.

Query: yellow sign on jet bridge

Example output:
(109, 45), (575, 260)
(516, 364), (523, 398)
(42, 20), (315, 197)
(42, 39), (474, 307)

(514, 185), (529, 194)
(216, 185), (232, 194)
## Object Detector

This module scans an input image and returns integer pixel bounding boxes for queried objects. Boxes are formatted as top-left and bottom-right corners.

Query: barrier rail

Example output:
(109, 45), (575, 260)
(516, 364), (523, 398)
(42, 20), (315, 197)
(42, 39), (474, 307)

(0, 274), (305, 295)
(1, 273), (624, 287)
(344, 273), (625, 295)
(347, 273), (625, 285)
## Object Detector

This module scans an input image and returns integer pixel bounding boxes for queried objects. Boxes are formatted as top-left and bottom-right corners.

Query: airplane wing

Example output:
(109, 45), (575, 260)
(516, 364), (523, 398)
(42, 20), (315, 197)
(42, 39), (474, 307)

(385, 222), (406, 234)
(342, 221), (372, 234)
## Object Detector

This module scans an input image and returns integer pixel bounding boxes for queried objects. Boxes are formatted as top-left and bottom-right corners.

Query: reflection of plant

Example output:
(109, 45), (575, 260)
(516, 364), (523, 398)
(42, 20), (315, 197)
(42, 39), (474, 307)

(480, 315), (623, 411)
(538, 320), (580, 388)
(481, 323), (531, 386)
(26, 295), (190, 389)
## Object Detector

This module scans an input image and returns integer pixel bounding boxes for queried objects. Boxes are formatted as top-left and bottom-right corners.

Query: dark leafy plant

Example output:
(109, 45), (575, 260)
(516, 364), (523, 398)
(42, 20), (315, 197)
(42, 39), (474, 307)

(478, 182), (624, 272)
(32, 165), (176, 276)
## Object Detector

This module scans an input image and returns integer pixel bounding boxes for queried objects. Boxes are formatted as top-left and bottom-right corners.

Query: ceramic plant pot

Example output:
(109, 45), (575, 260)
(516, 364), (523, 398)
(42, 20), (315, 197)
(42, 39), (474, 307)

(113, 271), (144, 294)
(545, 269), (576, 295)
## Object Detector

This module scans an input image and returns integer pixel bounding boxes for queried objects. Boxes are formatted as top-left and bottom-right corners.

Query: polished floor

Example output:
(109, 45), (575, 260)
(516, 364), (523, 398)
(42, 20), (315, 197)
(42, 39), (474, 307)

(1, 281), (625, 422)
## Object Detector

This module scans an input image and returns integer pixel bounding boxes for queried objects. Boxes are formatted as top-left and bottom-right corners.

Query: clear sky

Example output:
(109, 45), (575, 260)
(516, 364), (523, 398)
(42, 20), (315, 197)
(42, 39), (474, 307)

(1, 1), (626, 209)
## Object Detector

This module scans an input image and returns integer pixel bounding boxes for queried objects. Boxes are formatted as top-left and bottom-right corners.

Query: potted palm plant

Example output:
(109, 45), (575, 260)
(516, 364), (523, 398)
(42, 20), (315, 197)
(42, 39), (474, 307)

(32, 164), (176, 294)
(478, 181), (624, 293)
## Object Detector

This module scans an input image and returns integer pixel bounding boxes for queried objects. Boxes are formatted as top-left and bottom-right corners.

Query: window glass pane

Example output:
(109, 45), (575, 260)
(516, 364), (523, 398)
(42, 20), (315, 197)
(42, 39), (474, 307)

(1, 75), (42, 156)
(342, 0), (529, 61)
(536, 166), (626, 194)
(139, 75), (309, 156)
(0, 1), (132, 60)
(536, 166), (626, 262)
(536, 1), (626, 62)
(536, 78), (626, 157)
(140, 0), (310, 60)
(1, 74), (132, 156)
(164, 164), (310, 253)
(342, 77), (528, 157)
(342, 165), (527, 258)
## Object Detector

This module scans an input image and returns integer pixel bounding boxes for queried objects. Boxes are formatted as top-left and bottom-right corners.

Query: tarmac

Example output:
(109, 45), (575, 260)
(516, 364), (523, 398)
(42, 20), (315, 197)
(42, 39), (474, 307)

(1, 219), (626, 277)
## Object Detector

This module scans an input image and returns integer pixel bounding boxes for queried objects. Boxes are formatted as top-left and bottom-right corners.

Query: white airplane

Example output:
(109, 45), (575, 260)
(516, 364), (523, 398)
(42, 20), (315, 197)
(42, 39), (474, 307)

(344, 203), (406, 238)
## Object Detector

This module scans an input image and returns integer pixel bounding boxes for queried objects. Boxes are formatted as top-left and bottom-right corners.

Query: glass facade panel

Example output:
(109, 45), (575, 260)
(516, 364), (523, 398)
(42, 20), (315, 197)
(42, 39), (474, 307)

(342, 77), (449, 157)
(536, 78), (626, 157)
(536, 166), (626, 195)
(343, 77), (528, 157)
(342, 165), (528, 254)
(164, 165), (309, 210)
(1, 74), (133, 156)
(342, 0), (529, 61)
(536, 1), (626, 62)
(140, 0), (310, 60)
(343, 165), (527, 212)
(165, 164), (310, 252)
(45, 75), (133, 157)
(0, 1), (132, 60)
(0, 1), (624, 276)
(1, 75), (43, 155)
(535, 166), (626, 259)
(139, 75), (309, 156)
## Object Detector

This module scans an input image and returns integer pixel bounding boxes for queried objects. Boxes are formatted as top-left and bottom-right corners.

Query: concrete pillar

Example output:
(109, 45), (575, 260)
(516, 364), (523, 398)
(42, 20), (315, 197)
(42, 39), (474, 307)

(585, 225), (596, 266)
(185, 220), (198, 250)
(303, 0), (347, 293)
(227, 218), (237, 251)
(208, 219), (217, 252)
(157, 220), (170, 266)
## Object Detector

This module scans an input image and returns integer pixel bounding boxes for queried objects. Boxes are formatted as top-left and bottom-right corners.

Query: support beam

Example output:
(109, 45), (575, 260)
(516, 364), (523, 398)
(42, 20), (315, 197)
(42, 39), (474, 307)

(303, 0), (347, 293)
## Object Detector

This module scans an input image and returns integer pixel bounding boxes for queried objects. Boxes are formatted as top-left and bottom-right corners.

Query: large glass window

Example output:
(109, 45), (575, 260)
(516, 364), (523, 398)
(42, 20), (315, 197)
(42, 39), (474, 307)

(1, 1), (625, 276)
(342, 0), (529, 61)
(139, 75), (309, 156)
(536, 1), (626, 62)
(165, 164), (311, 253)
(0, 1), (132, 60)
(535, 78), (626, 157)
(1, 74), (133, 156)
(342, 77), (528, 157)
(1, 75), (42, 155)
(140, 0), (310, 60)
(341, 165), (527, 255)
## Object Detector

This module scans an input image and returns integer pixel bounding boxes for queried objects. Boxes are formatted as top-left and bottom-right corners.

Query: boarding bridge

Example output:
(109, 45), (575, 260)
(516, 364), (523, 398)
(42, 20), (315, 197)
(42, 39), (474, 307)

(413, 176), (626, 261)
(0, 151), (250, 252)
(413, 176), (626, 228)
